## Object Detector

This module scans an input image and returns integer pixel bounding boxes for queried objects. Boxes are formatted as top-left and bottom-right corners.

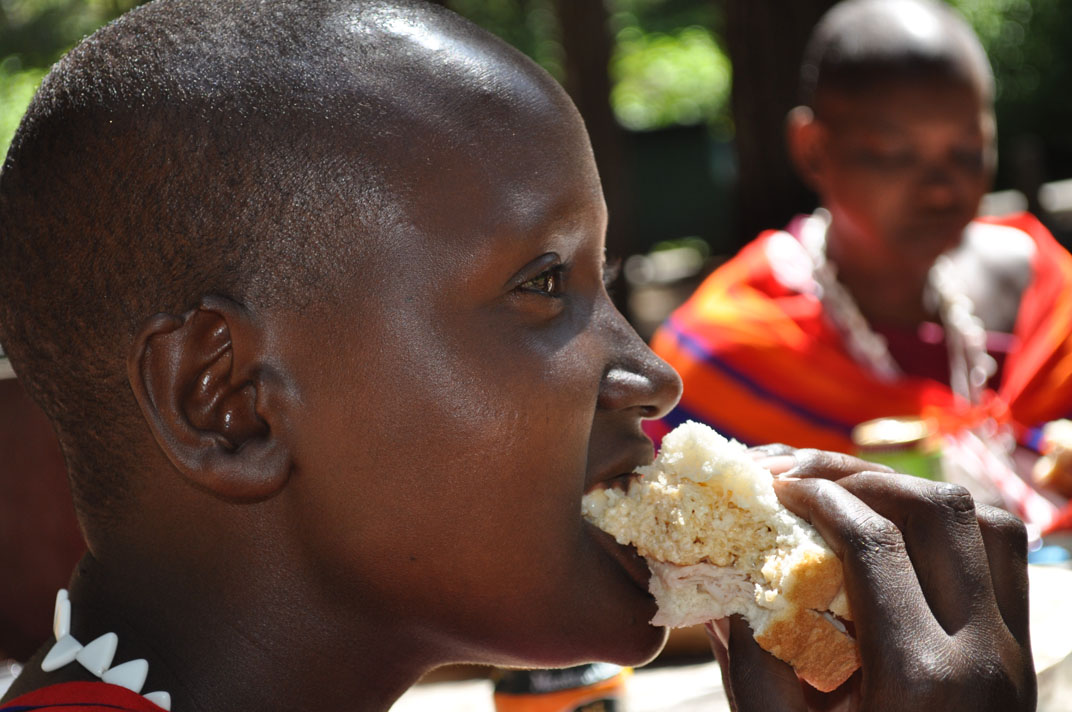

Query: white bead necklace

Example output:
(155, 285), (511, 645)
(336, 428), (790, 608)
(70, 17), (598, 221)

(797, 211), (1057, 533)
(40, 589), (172, 710)
(799, 209), (996, 403)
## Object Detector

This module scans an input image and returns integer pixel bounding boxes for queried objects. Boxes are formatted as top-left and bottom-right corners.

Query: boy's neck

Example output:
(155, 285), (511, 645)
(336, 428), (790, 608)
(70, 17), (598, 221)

(18, 552), (436, 712)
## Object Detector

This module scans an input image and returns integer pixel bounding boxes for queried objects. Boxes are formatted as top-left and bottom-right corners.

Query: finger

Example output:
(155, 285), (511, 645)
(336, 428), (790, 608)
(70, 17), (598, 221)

(772, 477), (944, 657)
(802, 669), (861, 712)
(834, 472), (995, 635)
(784, 448), (894, 481)
(705, 621), (737, 711)
(706, 617), (730, 650)
(976, 504), (1030, 643)
(723, 615), (806, 712)
(748, 443), (796, 458)
(756, 455), (799, 476)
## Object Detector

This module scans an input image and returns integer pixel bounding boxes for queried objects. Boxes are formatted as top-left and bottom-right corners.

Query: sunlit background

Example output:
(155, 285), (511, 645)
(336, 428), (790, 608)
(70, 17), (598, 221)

(3, 0), (1072, 334)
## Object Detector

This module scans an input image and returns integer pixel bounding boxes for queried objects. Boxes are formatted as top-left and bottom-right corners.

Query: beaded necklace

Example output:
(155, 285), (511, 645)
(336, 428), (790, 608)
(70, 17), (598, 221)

(799, 209), (995, 403)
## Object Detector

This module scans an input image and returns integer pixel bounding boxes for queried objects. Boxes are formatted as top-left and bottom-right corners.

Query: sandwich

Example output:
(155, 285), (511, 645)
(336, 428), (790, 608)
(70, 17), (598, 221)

(582, 420), (859, 692)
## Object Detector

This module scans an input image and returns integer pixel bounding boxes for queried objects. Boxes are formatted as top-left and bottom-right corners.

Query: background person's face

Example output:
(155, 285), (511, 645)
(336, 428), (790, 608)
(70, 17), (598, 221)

(812, 79), (994, 278)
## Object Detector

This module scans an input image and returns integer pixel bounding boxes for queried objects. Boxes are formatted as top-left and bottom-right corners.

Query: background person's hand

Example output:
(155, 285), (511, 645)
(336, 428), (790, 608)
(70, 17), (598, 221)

(708, 448), (1036, 712)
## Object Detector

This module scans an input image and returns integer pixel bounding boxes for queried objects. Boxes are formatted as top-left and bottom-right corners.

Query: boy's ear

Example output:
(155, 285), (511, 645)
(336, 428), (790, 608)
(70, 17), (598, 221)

(127, 295), (293, 501)
(786, 105), (825, 192)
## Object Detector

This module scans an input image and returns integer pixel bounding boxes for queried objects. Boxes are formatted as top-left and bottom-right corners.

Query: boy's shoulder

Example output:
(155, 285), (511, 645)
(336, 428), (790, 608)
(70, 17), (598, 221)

(1, 680), (167, 711)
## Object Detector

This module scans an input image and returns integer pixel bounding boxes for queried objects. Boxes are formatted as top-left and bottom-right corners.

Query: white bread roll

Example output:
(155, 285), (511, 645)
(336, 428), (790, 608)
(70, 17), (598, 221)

(582, 421), (859, 692)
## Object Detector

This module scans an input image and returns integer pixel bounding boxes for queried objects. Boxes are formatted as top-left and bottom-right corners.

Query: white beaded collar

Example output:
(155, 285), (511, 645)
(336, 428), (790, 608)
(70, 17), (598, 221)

(42, 589), (172, 710)
(798, 209), (996, 403)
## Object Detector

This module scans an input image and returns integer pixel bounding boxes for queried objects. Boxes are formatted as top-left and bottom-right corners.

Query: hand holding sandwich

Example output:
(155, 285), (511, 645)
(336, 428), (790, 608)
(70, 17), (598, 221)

(711, 448), (1036, 712)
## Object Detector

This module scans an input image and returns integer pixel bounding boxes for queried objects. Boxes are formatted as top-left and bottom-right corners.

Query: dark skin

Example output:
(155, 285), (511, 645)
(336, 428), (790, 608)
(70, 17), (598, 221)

(7, 31), (681, 710)
(2, 7), (1035, 712)
(708, 450), (1034, 711)
(787, 78), (1033, 333)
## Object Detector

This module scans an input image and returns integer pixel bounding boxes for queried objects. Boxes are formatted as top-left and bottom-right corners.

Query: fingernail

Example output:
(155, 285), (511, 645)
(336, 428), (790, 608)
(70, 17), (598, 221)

(706, 618), (730, 648)
(755, 454), (797, 475)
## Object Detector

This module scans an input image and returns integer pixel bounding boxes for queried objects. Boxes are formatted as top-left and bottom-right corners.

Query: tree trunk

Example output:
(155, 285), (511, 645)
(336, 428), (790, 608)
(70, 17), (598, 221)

(723, 0), (838, 248)
(553, 0), (633, 260)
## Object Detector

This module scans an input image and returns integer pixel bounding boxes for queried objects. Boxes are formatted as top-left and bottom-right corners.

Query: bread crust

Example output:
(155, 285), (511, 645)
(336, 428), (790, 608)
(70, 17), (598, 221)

(756, 539), (859, 691)
(755, 607), (861, 692)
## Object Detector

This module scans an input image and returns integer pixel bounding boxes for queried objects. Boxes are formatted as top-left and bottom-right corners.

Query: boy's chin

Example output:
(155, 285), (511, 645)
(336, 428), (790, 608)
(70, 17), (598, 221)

(508, 622), (668, 670)
(558, 598), (669, 667)
(597, 624), (670, 667)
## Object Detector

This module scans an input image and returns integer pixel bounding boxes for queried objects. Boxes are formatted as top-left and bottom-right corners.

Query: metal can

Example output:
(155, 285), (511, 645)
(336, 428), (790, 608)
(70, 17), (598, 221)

(492, 663), (630, 712)
(852, 416), (942, 480)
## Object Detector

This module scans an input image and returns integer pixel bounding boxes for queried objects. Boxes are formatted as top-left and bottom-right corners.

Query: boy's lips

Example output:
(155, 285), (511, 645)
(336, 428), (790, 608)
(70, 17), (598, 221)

(586, 521), (652, 592)
(584, 442), (655, 592)
(584, 440), (653, 492)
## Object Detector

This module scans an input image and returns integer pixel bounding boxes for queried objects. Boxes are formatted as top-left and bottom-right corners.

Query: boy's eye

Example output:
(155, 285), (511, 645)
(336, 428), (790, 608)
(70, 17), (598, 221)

(519, 265), (565, 296)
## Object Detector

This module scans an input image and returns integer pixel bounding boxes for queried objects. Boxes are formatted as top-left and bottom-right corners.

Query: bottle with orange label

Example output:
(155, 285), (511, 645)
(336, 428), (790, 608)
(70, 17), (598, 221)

(492, 663), (630, 712)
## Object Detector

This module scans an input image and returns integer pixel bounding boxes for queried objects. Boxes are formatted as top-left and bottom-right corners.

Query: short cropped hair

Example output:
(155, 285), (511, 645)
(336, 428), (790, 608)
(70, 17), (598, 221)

(0, 0), (494, 521)
(800, 0), (994, 109)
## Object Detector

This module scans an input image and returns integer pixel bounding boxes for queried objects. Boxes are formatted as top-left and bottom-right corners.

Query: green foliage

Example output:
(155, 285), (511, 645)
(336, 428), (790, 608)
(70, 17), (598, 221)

(445, 0), (564, 80)
(0, 0), (146, 64)
(610, 24), (730, 132)
(446, 0), (730, 132)
(947, 0), (1072, 179)
(0, 0), (148, 158)
(0, 56), (45, 157)
(6, 0), (1072, 169)
(947, 0), (1049, 102)
(609, 0), (729, 132)
(611, 0), (720, 35)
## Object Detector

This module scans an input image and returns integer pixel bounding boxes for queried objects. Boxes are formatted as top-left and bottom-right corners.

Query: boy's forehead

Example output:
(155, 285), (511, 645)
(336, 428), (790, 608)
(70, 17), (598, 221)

(304, 21), (601, 269)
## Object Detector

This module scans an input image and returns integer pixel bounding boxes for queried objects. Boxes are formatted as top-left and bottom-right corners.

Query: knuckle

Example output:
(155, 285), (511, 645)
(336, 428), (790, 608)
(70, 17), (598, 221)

(977, 504), (1029, 548)
(927, 482), (976, 518)
(793, 448), (868, 477)
(872, 643), (956, 704)
(847, 510), (904, 554)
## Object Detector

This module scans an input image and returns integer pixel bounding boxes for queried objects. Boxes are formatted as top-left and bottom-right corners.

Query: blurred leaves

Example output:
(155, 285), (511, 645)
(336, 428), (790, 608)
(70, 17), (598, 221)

(446, 0), (565, 80)
(0, 56), (44, 154)
(948, 0), (1049, 101)
(5, 0), (1072, 173)
(0, 0), (146, 64)
(0, 0), (149, 157)
(610, 24), (730, 132)
(447, 0), (730, 132)
(947, 0), (1072, 176)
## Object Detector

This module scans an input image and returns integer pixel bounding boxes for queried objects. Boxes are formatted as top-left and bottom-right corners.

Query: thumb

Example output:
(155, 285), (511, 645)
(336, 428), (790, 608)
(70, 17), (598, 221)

(723, 615), (807, 712)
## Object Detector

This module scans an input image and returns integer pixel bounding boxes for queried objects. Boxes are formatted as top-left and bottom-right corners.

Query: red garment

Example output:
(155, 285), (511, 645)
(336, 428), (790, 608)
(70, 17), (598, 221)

(648, 212), (1072, 528)
(0, 681), (166, 711)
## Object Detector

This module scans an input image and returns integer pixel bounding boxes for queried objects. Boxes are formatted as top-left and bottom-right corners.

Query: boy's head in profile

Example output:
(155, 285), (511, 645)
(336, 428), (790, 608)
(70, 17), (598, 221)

(0, 0), (681, 705)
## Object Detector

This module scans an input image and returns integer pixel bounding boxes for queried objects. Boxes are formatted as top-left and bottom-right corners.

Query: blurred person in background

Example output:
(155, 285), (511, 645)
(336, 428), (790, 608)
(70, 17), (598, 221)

(648, 0), (1072, 535)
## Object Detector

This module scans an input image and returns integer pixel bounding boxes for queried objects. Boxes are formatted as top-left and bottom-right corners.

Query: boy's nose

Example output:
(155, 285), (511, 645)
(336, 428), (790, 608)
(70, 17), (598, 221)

(597, 337), (683, 420)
